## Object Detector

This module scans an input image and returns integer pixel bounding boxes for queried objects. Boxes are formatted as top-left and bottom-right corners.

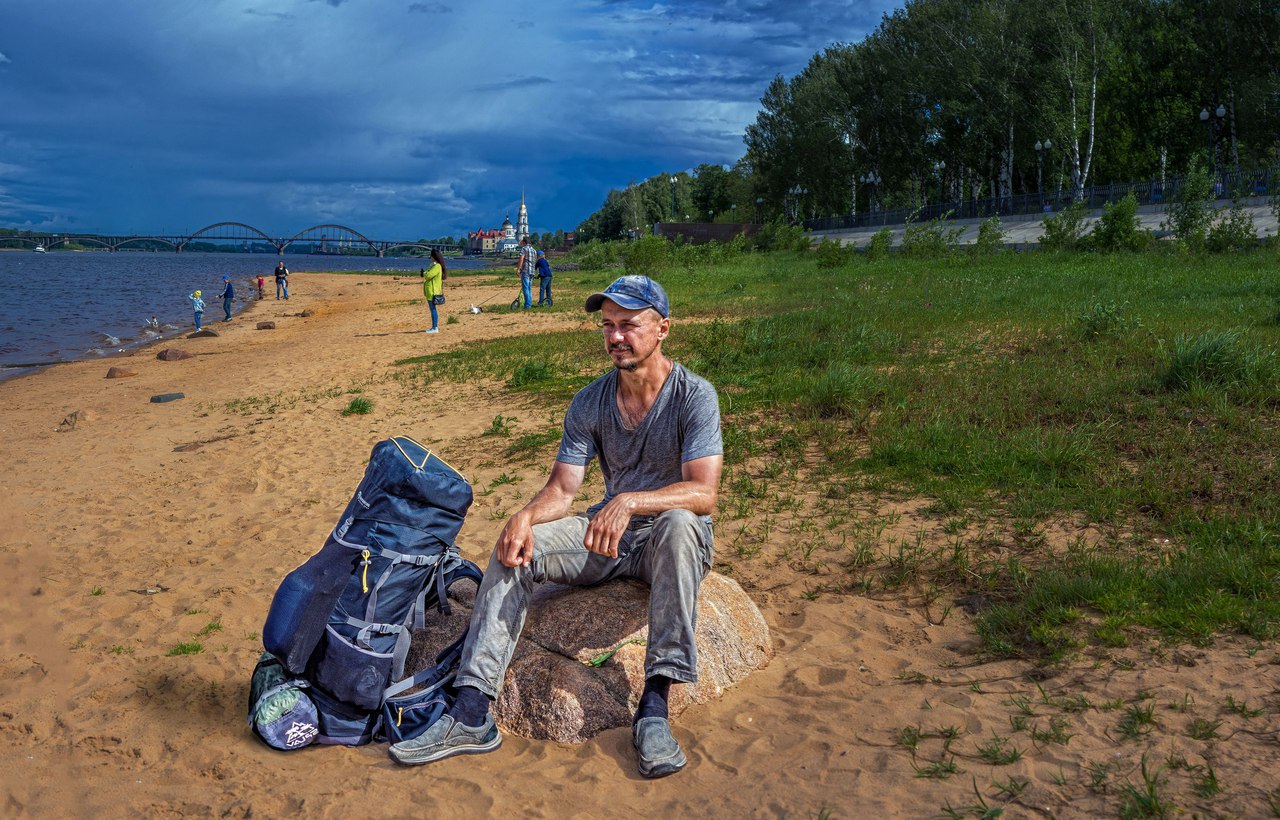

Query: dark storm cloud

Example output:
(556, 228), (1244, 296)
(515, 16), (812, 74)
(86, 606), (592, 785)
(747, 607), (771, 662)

(0, 0), (898, 235)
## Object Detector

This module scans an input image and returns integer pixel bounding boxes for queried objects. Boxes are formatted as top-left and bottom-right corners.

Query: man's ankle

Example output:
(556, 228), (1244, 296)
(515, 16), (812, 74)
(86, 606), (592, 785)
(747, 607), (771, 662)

(448, 685), (491, 727)
(634, 675), (672, 723)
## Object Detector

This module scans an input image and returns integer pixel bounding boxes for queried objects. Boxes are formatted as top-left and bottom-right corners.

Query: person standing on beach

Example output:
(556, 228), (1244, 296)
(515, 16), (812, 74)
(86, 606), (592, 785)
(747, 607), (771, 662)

(422, 247), (447, 333)
(219, 276), (234, 322)
(390, 275), (722, 780)
(535, 250), (553, 306)
(274, 262), (289, 300)
(515, 235), (537, 309)
(257, 274), (265, 300)
(189, 290), (205, 331)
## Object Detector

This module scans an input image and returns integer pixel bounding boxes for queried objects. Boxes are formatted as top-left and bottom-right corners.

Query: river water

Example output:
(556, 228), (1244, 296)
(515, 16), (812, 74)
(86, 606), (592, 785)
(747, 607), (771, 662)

(0, 251), (488, 380)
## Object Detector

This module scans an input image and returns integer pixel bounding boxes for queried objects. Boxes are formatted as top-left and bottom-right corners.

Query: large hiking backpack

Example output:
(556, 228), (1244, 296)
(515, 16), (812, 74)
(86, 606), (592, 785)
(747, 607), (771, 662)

(254, 435), (481, 748)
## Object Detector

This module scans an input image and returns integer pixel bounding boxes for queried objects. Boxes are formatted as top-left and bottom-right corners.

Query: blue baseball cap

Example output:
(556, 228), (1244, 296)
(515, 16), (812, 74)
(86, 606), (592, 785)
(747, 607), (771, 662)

(584, 275), (670, 318)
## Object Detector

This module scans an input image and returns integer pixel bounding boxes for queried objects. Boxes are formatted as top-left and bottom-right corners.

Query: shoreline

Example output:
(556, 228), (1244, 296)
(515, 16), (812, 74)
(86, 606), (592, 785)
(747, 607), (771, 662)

(0, 254), (503, 383)
(0, 286), (267, 384)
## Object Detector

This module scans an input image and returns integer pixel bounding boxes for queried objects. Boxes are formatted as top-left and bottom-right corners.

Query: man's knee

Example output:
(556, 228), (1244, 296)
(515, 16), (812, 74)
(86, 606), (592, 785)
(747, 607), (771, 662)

(654, 508), (700, 533)
(650, 510), (707, 564)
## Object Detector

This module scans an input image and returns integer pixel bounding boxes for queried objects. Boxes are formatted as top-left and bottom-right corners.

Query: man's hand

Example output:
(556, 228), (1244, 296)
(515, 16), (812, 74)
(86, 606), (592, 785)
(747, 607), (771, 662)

(583, 493), (635, 558)
(494, 513), (535, 568)
(491, 461), (584, 568)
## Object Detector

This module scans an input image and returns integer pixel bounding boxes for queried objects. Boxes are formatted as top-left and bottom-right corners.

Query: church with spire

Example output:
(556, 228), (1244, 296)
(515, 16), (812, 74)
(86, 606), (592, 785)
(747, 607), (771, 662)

(467, 191), (532, 255)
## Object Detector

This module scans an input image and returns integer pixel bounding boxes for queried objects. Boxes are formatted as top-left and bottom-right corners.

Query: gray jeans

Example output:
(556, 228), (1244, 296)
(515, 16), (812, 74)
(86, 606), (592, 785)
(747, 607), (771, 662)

(454, 509), (713, 699)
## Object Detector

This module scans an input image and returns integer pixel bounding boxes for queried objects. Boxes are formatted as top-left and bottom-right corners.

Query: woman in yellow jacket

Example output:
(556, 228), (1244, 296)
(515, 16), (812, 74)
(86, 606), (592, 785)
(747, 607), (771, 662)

(422, 247), (447, 333)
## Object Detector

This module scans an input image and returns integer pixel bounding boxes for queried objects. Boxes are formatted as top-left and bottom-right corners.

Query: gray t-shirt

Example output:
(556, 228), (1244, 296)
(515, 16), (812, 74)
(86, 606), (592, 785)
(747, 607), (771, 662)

(556, 362), (722, 526)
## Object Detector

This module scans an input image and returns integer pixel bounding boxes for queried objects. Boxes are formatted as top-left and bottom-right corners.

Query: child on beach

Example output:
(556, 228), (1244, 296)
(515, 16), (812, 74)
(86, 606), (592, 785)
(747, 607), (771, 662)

(190, 290), (205, 331)
(257, 275), (265, 300)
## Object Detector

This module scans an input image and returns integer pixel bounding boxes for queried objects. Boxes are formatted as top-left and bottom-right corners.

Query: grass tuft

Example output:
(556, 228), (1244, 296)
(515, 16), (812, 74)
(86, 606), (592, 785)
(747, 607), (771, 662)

(341, 397), (373, 416)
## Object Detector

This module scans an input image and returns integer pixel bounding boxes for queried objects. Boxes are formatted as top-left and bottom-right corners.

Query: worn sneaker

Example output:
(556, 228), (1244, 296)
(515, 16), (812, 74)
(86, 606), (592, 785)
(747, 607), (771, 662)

(389, 714), (500, 766)
(633, 717), (686, 778)
(424, 327), (438, 333)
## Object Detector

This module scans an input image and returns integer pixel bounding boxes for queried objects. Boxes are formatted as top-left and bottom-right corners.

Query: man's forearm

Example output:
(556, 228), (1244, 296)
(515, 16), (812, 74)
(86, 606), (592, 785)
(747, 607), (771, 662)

(511, 483), (578, 527)
(611, 480), (718, 518)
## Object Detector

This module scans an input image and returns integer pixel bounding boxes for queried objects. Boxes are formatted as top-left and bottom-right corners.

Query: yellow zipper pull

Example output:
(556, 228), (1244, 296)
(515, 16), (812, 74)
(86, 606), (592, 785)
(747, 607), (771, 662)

(361, 549), (371, 594)
(396, 706), (403, 727)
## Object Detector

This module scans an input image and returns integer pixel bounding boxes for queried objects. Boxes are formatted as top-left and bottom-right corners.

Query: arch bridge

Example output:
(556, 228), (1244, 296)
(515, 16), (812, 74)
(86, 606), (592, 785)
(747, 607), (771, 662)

(0, 222), (452, 256)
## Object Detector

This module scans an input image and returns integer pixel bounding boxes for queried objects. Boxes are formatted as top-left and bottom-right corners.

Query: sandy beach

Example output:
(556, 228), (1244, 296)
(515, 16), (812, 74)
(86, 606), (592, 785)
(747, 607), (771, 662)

(2, 271), (1277, 817)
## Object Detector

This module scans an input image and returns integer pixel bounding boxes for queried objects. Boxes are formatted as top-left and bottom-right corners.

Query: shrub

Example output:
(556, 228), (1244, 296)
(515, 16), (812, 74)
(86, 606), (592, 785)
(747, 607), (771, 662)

(865, 227), (893, 261)
(510, 360), (553, 387)
(1206, 193), (1257, 253)
(1166, 164), (1213, 251)
(1041, 201), (1089, 251)
(754, 220), (811, 252)
(570, 239), (622, 270)
(1075, 300), (1132, 341)
(620, 234), (670, 277)
(972, 215), (1006, 256)
(796, 364), (870, 419)
(1088, 193), (1151, 252)
(814, 237), (855, 269)
(1162, 329), (1275, 390)
(901, 209), (963, 258)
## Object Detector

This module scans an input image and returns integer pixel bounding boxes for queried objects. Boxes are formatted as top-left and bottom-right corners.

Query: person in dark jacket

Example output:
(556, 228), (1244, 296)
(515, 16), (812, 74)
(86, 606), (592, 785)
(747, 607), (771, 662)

(535, 251), (553, 306)
(220, 276), (235, 321)
(274, 262), (289, 300)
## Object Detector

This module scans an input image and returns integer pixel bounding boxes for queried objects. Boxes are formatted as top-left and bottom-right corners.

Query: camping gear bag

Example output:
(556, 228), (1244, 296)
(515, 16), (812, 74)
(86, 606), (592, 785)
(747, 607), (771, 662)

(248, 651), (320, 750)
(257, 435), (481, 747)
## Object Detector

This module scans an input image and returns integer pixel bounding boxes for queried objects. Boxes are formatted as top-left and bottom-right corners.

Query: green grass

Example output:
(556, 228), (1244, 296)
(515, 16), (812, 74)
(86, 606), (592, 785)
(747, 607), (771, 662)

(341, 397), (373, 416)
(389, 248), (1280, 661)
(166, 641), (204, 656)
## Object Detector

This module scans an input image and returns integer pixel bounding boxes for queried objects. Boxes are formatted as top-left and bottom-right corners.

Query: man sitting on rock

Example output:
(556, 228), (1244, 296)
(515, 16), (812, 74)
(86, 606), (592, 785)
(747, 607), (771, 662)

(390, 274), (723, 778)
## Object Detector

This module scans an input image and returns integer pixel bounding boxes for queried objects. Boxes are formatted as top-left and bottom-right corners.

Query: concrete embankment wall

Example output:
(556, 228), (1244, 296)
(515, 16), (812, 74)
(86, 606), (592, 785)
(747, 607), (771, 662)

(809, 197), (1279, 248)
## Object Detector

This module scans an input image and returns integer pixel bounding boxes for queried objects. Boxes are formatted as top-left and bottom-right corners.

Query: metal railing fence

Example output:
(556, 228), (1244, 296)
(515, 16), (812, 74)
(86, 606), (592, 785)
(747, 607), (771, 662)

(803, 167), (1278, 232)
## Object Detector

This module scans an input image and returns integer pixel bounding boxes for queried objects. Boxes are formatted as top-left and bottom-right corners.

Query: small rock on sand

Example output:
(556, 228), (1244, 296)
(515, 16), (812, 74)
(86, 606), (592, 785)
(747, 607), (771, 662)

(256, 321), (276, 330)
(157, 349), (193, 361)
(105, 367), (137, 379)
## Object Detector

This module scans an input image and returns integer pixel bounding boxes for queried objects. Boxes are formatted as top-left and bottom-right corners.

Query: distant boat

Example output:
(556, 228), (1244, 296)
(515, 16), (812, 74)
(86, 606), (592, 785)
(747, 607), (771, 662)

(33, 244), (46, 253)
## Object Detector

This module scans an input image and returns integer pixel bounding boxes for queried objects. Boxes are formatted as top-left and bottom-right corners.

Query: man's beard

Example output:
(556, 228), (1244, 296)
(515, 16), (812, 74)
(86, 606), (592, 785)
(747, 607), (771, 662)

(610, 342), (643, 372)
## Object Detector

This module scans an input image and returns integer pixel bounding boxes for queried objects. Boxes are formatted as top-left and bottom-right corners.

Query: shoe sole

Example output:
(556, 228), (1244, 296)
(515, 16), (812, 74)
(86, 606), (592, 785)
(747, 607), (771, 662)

(637, 749), (686, 778)
(390, 732), (501, 766)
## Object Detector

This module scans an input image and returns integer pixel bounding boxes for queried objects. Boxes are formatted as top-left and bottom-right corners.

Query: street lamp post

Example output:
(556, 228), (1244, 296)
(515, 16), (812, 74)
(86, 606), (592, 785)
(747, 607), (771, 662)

(1200, 104), (1226, 188)
(730, 203), (737, 222)
(859, 172), (881, 215)
(669, 176), (678, 221)
(787, 186), (808, 224)
(1035, 139), (1052, 208)
(755, 197), (764, 224)
(935, 160), (946, 210)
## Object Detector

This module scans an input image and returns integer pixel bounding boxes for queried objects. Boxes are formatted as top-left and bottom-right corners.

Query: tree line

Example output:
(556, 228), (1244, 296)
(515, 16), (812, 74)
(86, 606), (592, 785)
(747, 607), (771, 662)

(577, 0), (1279, 240)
